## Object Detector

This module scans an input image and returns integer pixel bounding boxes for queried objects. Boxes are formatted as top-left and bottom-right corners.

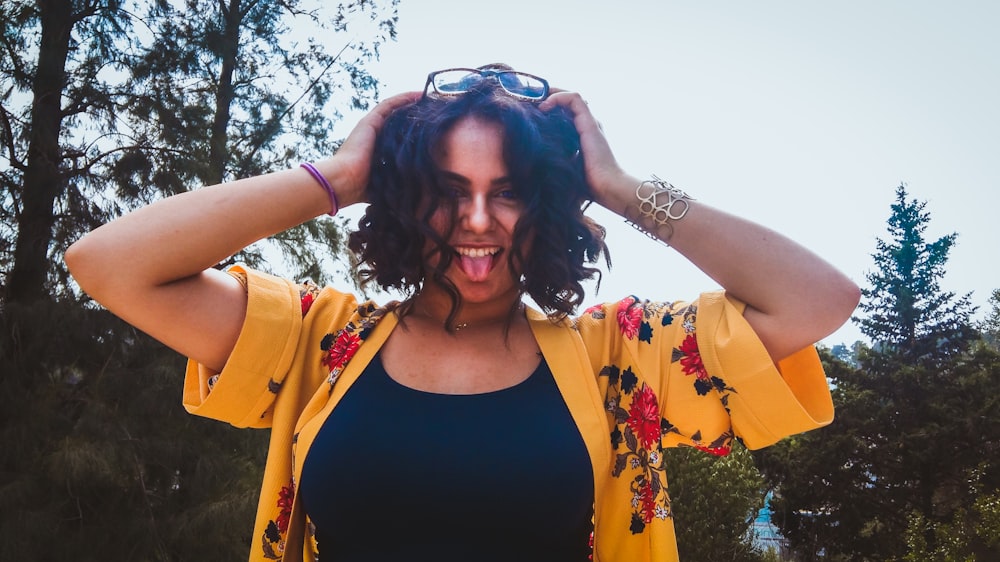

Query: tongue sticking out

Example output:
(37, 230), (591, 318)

(459, 253), (494, 282)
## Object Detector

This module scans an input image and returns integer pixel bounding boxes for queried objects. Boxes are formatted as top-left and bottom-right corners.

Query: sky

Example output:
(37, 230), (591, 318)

(328, 0), (1000, 346)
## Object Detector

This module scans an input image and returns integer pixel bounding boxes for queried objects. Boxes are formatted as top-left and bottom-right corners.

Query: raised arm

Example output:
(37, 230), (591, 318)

(540, 92), (860, 361)
(66, 92), (421, 372)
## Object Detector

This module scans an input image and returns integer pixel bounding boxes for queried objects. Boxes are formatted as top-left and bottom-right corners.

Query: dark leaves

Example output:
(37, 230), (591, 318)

(638, 321), (653, 343)
(320, 332), (335, 351)
(620, 367), (638, 394)
(600, 364), (620, 385)
(629, 513), (645, 534)
(694, 378), (713, 396)
(611, 427), (623, 450)
(613, 453), (629, 477)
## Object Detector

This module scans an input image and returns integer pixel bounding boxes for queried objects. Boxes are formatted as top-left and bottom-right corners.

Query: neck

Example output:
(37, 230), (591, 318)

(408, 286), (523, 332)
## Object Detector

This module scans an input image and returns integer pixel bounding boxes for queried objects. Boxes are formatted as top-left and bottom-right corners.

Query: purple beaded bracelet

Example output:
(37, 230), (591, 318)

(300, 162), (339, 216)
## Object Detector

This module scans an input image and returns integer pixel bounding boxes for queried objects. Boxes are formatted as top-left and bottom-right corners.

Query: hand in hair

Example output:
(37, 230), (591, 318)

(331, 91), (423, 207)
(539, 90), (628, 210)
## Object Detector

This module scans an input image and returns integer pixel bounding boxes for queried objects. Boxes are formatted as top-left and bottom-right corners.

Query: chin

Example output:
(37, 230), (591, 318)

(447, 271), (521, 305)
(460, 287), (520, 305)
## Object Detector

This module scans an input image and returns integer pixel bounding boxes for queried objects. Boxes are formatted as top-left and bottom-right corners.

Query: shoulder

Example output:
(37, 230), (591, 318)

(234, 266), (396, 345)
(573, 295), (697, 344)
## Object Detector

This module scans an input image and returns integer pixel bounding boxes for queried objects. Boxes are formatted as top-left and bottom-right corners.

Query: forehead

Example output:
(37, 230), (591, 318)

(434, 117), (507, 165)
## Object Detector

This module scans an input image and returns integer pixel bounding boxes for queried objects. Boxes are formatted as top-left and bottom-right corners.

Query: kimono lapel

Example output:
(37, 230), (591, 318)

(526, 308), (612, 544)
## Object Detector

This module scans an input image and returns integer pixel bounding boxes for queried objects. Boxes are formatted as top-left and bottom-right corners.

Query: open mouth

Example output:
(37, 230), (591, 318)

(454, 246), (502, 282)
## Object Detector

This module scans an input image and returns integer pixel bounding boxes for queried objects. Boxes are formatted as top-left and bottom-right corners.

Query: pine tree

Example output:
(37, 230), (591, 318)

(2, 0), (397, 305)
(118, 0), (398, 284)
(856, 183), (977, 364)
(755, 185), (998, 561)
(1, 1), (398, 558)
(980, 289), (1000, 350)
(2, 0), (138, 304)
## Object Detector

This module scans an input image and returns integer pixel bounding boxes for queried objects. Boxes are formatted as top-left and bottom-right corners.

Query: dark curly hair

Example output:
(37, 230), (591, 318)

(347, 69), (610, 326)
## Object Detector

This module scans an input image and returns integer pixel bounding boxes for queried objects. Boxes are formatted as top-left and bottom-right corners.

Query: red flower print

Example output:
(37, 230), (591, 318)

(639, 482), (657, 524)
(627, 383), (661, 450)
(678, 333), (709, 380)
(616, 297), (642, 339)
(322, 330), (361, 371)
(694, 444), (732, 457)
(301, 293), (315, 316)
(275, 484), (295, 534)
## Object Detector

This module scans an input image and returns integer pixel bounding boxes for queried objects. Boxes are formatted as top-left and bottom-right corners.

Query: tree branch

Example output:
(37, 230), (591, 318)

(0, 105), (25, 171)
(67, 143), (190, 179)
(0, 29), (31, 85)
(241, 39), (352, 163)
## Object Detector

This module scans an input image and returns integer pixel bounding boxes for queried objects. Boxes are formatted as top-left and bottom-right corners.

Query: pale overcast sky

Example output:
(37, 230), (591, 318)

(328, 0), (1000, 346)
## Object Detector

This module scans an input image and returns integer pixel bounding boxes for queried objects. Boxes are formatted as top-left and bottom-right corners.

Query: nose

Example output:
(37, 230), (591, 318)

(460, 193), (493, 233)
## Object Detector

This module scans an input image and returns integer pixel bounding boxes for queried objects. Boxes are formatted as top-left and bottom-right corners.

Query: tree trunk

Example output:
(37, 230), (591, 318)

(6, 0), (72, 304)
(207, 0), (241, 185)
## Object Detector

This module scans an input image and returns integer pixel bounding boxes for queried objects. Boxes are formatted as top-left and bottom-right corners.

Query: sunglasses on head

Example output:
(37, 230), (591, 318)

(423, 67), (550, 102)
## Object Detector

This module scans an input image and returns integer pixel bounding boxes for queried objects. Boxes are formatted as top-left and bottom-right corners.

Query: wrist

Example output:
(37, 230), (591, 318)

(620, 175), (695, 245)
(300, 162), (339, 216)
(310, 158), (367, 209)
(593, 172), (642, 216)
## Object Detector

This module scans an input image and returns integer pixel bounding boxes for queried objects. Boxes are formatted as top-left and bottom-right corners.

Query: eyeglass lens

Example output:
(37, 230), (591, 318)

(431, 69), (547, 99)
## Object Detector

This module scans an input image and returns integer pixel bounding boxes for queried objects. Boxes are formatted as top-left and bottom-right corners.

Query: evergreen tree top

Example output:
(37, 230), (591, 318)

(856, 183), (976, 364)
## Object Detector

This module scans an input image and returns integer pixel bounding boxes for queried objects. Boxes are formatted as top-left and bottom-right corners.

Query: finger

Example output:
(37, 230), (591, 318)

(363, 91), (422, 124)
(542, 92), (604, 136)
(342, 91), (422, 151)
(539, 90), (589, 113)
(378, 90), (423, 111)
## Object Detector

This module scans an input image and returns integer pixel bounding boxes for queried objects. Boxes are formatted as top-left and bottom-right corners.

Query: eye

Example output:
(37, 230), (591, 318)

(493, 182), (521, 199)
(443, 184), (466, 198)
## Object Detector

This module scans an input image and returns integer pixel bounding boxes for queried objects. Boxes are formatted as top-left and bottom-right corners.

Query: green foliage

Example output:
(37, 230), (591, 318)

(123, 0), (397, 187)
(2, 0), (397, 304)
(666, 442), (774, 562)
(899, 469), (1000, 561)
(856, 184), (977, 364)
(1, 0), (397, 558)
(2, 0), (140, 303)
(118, 0), (399, 285)
(759, 346), (1000, 560)
(1, 300), (269, 560)
(979, 289), (1000, 351)
(756, 186), (1000, 561)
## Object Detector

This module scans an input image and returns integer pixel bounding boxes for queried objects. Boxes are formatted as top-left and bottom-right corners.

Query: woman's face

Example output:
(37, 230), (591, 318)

(426, 116), (525, 305)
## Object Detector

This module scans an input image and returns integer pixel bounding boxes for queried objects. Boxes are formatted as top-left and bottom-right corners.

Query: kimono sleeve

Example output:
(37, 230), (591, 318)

(578, 291), (833, 453)
(182, 266), (303, 429)
(690, 291), (834, 449)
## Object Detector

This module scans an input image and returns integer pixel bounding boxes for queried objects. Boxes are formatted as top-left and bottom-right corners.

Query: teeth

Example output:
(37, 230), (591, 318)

(456, 246), (500, 258)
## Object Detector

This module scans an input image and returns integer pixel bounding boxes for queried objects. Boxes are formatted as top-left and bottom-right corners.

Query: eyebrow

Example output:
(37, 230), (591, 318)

(438, 170), (513, 187)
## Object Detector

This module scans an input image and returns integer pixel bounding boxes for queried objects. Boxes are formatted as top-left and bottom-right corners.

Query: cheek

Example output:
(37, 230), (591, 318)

(427, 207), (452, 241)
(509, 222), (536, 271)
(500, 206), (523, 230)
(422, 207), (453, 263)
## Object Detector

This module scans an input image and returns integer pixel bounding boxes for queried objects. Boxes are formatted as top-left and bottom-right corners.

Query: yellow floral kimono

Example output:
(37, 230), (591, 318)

(184, 267), (833, 561)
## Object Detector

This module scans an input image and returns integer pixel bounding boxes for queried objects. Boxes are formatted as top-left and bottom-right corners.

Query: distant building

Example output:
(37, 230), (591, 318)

(753, 492), (788, 554)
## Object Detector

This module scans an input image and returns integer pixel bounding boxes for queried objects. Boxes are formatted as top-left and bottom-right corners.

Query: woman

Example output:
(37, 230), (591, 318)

(66, 65), (860, 561)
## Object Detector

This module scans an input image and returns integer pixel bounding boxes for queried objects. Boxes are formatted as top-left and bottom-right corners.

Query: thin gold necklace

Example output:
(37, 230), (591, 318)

(410, 306), (469, 331)
(412, 302), (523, 332)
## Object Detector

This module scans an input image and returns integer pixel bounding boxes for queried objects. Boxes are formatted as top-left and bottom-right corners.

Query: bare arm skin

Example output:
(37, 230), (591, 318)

(540, 92), (861, 361)
(66, 92), (422, 372)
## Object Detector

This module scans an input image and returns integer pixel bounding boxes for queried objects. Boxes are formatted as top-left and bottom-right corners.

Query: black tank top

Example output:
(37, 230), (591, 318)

(299, 353), (594, 561)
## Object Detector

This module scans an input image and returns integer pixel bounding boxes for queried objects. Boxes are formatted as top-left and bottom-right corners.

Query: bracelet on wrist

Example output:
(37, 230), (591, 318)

(624, 175), (693, 245)
(300, 162), (339, 216)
